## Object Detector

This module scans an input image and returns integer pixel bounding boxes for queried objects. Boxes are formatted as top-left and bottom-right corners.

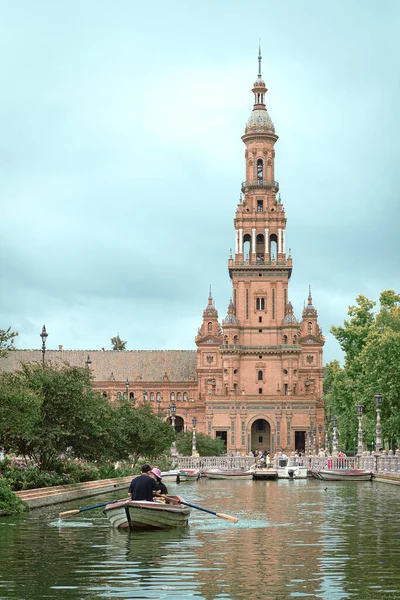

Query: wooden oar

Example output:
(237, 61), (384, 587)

(59, 497), (130, 519)
(165, 496), (238, 523)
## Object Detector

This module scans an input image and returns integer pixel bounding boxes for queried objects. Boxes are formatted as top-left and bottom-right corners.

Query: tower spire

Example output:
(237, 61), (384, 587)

(258, 40), (262, 78)
(308, 285), (312, 305)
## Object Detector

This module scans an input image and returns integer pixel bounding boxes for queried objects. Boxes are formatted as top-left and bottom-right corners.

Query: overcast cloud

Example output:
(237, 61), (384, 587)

(1, 0), (399, 364)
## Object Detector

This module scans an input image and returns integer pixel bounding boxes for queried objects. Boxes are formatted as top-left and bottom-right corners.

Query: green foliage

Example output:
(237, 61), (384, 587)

(0, 327), (18, 358)
(111, 335), (127, 351)
(175, 431), (226, 456)
(0, 363), (115, 469)
(0, 478), (27, 515)
(327, 290), (400, 451)
(110, 399), (176, 464)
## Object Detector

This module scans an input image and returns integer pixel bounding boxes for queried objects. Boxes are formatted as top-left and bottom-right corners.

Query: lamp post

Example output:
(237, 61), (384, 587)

(375, 393), (383, 454)
(332, 417), (338, 457)
(357, 403), (364, 456)
(85, 354), (92, 369)
(325, 417), (329, 452)
(318, 424), (322, 451)
(192, 416), (197, 457)
(170, 402), (177, 456)
(124, 378), (129, 399)
(157, 395), (162, 417)
(40, 325), (48, 367)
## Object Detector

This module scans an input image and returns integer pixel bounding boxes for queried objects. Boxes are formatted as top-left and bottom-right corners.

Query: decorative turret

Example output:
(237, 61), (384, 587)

(299, 287), (324, 342)
(195, 287), (223, 344)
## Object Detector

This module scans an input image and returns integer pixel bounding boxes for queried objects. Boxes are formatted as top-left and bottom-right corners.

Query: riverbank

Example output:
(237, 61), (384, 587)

(0, 476), (132, 515)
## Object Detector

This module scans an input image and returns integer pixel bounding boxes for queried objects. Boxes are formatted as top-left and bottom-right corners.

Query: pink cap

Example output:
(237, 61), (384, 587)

(152, 468), (162, 479)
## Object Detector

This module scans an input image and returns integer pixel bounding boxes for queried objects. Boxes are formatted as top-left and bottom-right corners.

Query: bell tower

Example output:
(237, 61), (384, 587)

(224, 46), (295, 398)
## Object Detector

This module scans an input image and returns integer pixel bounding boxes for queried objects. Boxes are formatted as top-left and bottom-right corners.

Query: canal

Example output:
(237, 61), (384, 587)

(1, 477), (399, 599)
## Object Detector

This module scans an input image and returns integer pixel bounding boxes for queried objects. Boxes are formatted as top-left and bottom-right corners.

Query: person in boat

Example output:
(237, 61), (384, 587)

(151, 468), (168, 495)
(128, 463), (159, 501)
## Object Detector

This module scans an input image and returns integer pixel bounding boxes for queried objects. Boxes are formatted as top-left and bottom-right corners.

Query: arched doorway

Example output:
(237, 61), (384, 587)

(251, 419), (271, 452)
(168, 416), (184, 433)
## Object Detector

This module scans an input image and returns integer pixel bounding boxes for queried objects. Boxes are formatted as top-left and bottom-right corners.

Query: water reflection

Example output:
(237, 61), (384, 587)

(0, 479), (400, 599)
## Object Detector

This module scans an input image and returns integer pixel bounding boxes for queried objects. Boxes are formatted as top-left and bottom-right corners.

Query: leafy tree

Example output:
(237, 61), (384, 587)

(111, 335), (127, 351)
(175, 431), (226, 456)
(0, 363), (115, 469)
(111, 399), (175, 464)
(328, 290), (400, 451)
(0, 327), (18, 358)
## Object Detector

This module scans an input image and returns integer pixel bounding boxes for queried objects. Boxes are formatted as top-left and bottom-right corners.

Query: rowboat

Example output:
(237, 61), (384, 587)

(103, 495), (191, 529)
(204, 469), (253, 480)
(277, 464), (308, 479)
(160, 469), (200, 482)
(311, 469), (373, 481)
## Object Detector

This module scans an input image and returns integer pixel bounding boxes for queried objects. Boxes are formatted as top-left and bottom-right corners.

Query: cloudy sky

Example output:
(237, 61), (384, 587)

(1, 1), (399, 364)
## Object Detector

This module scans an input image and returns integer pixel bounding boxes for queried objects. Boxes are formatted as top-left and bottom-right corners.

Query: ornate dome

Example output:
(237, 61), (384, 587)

(245, 109), (275, 134)
(283, 313), (298, 324)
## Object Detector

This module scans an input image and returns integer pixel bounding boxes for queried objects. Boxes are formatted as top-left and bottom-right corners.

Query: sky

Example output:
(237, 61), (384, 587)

(1, 0), (399, 364)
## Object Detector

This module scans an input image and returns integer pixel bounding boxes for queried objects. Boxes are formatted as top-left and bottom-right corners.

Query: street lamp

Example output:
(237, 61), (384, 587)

(124, 378), (129, 399)
(375, 393), (383, 453)
(169, 402), (177, 456)
(192, 416), (197, 457)
(318, 424), (322, 451)
(325, 417), (330, 453)
(40, 325), (48, 367)
(357, 403), (364, 456)
(332, 417), (338, 457)
(85, 354), (92, 369)
(157, 395), (162, 417)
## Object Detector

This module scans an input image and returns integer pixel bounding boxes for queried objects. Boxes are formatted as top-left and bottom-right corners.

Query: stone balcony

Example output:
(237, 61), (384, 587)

(241, 179), (279, 192)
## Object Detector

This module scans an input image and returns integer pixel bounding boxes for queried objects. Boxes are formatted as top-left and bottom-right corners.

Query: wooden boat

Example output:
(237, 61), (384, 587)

(311, 469), (373, 481)
(160, 469), (200, 482)
(204, 469), (253, 480)
(277, 464), (308, 479)
(178, 468), (201, 481)
(251, 467), (278, 480)
(103, 495), (191, 529)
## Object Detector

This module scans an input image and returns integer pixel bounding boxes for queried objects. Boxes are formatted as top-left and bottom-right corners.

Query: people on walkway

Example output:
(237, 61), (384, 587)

(128, 463), (159, 501)
(266, 452), (271, 469)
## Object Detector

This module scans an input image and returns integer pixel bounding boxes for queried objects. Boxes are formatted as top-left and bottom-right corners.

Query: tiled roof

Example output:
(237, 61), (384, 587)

(0, 350), (198, 383)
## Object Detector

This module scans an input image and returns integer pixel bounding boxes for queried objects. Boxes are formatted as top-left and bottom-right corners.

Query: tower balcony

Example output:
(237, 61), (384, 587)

(241, 179), (279, 193)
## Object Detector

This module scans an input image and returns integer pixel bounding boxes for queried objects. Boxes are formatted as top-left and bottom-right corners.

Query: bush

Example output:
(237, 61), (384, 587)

(0, 478), (27, 515)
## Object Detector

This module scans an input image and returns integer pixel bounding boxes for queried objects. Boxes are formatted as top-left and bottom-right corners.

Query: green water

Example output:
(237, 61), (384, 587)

(1, 478), (399, 599)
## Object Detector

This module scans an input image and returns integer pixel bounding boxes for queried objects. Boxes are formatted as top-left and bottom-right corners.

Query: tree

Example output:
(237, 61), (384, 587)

(0, 363), (115, 469)
(111, 335), (127, 351)
(328, 290), (400, 451)
(175, 431), (226, 456)
(111, 399), (175, 464)
(0, 327), (18, 358)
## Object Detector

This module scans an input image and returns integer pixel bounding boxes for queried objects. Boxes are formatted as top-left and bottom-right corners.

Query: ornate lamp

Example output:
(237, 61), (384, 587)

(40, 325), (48, 367)
(192, 416), (198, 457)
(357, 403), (364, 456)
(375, 393), (383, 453)
(332, 417), (338, 457)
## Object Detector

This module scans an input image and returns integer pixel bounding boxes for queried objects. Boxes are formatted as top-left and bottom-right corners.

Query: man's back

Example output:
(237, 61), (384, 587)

(128, 474), (158, 501)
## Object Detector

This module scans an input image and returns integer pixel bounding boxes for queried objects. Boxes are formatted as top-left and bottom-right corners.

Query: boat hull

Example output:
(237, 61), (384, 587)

(103, 496), (191, 530)
(161, 469), (200, 482)
(205, 470), (253, 480)
(277, 465), (308, 479)
(312, 469), (373, 481)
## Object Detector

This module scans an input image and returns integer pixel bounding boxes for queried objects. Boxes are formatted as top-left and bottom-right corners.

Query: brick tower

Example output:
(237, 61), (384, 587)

(209, 47), (325, 454)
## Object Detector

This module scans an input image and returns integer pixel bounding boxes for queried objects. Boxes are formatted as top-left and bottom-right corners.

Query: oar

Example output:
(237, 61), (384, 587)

(165, 496), (238, 523)
(59, 497), (130, 519)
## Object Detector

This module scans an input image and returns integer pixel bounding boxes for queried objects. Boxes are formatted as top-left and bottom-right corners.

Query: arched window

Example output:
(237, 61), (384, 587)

(243, 233), (251, 260)
(183, 392), (188, 401)
(129, 391), (134, 399)
(257, 159), (263, 181)
(177, 392), (182, 401)
(170, 392), (175, 402)
(258, 370), (263, 381)
(156, 393), (161, 402)
(208, 322), (212, 331)
(269, 233), (278, 260)
(308, 322), (313, 334)
(233, 335), (238, 344)
(150, 392), (155, 401)
(283, 335), (288, 344)
(102, 392), (107, 398)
